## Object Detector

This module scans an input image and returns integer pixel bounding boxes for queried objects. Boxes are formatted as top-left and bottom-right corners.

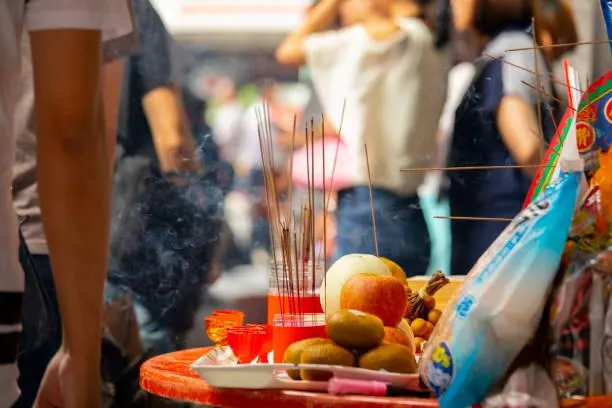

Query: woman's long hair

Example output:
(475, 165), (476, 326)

(533, 0), (578, 61)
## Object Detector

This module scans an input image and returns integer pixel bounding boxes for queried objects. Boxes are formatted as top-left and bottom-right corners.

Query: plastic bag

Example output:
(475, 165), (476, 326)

(551, 264), (606, 398)
(551, 247), (611, 398)
(551, 158), (612, 397)
(482, 364), (559, 408)
(591, 151), (612, 227)
(603, 290), (612, 394)
(419, 171), (580, 408)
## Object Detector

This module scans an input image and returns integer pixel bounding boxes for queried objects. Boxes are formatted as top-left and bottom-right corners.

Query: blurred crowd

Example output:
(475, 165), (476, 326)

(208, 0), (580, 279)
(0, 0), (590, 407)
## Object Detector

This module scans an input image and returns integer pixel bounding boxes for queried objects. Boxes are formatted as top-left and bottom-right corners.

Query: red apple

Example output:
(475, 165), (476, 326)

(382, 326), (413, 349)
(340, 273), (408, 327)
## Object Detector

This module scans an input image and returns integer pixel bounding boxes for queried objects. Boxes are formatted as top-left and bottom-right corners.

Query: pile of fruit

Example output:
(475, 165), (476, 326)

(284, 254), (451, 379)
(283, 309), (416, 380)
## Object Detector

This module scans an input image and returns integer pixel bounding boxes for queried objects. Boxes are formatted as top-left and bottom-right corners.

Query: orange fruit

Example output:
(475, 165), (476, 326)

(380, 257), (407, 282)
(423, 322), (435, 339)
(427, 309), (442, 325)
(424, 296), (436, 311)
(410, 318), (427, 337)
(414, 337), (425, 353)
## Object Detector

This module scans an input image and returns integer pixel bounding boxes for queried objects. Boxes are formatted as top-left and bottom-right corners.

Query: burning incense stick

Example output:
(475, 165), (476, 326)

(434, 216), (513, 222)
(520, 80), (567, 107)
(256, 104), (328, 324)
(364, 144), (379, 257)
(321, 115), (328, 314)
(518, 80), (565, 138)
(309, 120), (317, 312)
(401, 164), (554, 172)
(288, 116), (296, 223)
(483, 52), (583, 94)
(531, 18), (546, 157)
(255, 107), (284, 319)
(506, 39), (612, 52)
(326, 99), (347, 211)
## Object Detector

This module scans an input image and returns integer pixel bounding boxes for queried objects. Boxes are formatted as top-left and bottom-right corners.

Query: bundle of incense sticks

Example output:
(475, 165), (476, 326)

(255, 105), (329, 325)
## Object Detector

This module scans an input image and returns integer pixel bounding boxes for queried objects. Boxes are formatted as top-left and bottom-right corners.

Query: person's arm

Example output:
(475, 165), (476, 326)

(102, 60), (124, 169)
(142, 86), (201, 173)
(30, 29), (108, 406)
(275, 0), (341, 66)
(132, 0), (201, 173)
(391, 0), (422, 19)
(497, 96), (542, 176)
(499, 49), (548, 177)
(481, 55), (545, 177)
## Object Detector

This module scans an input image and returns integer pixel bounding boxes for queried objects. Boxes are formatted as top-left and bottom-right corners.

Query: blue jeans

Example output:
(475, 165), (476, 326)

(249, 168), (270, 251)
(335, 187), (431, 277)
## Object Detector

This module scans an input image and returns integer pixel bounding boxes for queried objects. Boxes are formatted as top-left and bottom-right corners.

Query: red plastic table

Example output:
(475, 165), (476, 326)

(140, 348), (612, 408)
(140, 347), (439, 407)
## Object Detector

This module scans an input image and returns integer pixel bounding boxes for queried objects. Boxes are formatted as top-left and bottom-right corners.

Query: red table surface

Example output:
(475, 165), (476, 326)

(140, 347), (438, 407)
(140, 347), (612, 408)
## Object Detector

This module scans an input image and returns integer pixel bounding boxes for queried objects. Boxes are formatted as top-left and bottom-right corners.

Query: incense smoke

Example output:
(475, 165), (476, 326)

(108, 136), (227, 332)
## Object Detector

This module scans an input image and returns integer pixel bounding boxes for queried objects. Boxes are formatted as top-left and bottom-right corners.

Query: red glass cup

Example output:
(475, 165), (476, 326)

(272, 313), (327, 363)
(247, 324), (273, 363)
(227, 326), (265, 364)
(205, 312), (244, 346)
(212, 309), (245, 321)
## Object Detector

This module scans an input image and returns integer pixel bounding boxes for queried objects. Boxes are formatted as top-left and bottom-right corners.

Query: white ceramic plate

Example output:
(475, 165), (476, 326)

(190, 347), (420, 391)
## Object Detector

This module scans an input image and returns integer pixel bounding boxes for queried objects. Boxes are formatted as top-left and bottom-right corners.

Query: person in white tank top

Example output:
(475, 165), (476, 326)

(276, 0), (448, 275)
(0, 1), (131, 406)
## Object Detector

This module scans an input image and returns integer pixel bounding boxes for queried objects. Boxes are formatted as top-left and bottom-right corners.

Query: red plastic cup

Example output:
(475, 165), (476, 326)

(247, 324), (273, 363)
(266, 293), (323, 325)
(272, 313), (327, 363)
(227, 326), (265, 364)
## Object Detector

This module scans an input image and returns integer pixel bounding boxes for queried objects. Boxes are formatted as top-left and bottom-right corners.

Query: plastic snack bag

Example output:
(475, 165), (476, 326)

(603, 290), (612, 394)
(591, 151), (612, 227)
(419, 170), (581, 408)
(551, 260), (606, 398)
(551, 156), (612, 397)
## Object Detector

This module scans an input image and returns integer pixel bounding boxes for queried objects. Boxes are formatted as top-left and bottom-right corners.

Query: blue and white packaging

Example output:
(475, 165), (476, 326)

(419, 171), (581, 408)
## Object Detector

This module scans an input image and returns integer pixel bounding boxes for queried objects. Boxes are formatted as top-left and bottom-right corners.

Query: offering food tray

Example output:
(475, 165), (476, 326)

(191, 346), (420, 391)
